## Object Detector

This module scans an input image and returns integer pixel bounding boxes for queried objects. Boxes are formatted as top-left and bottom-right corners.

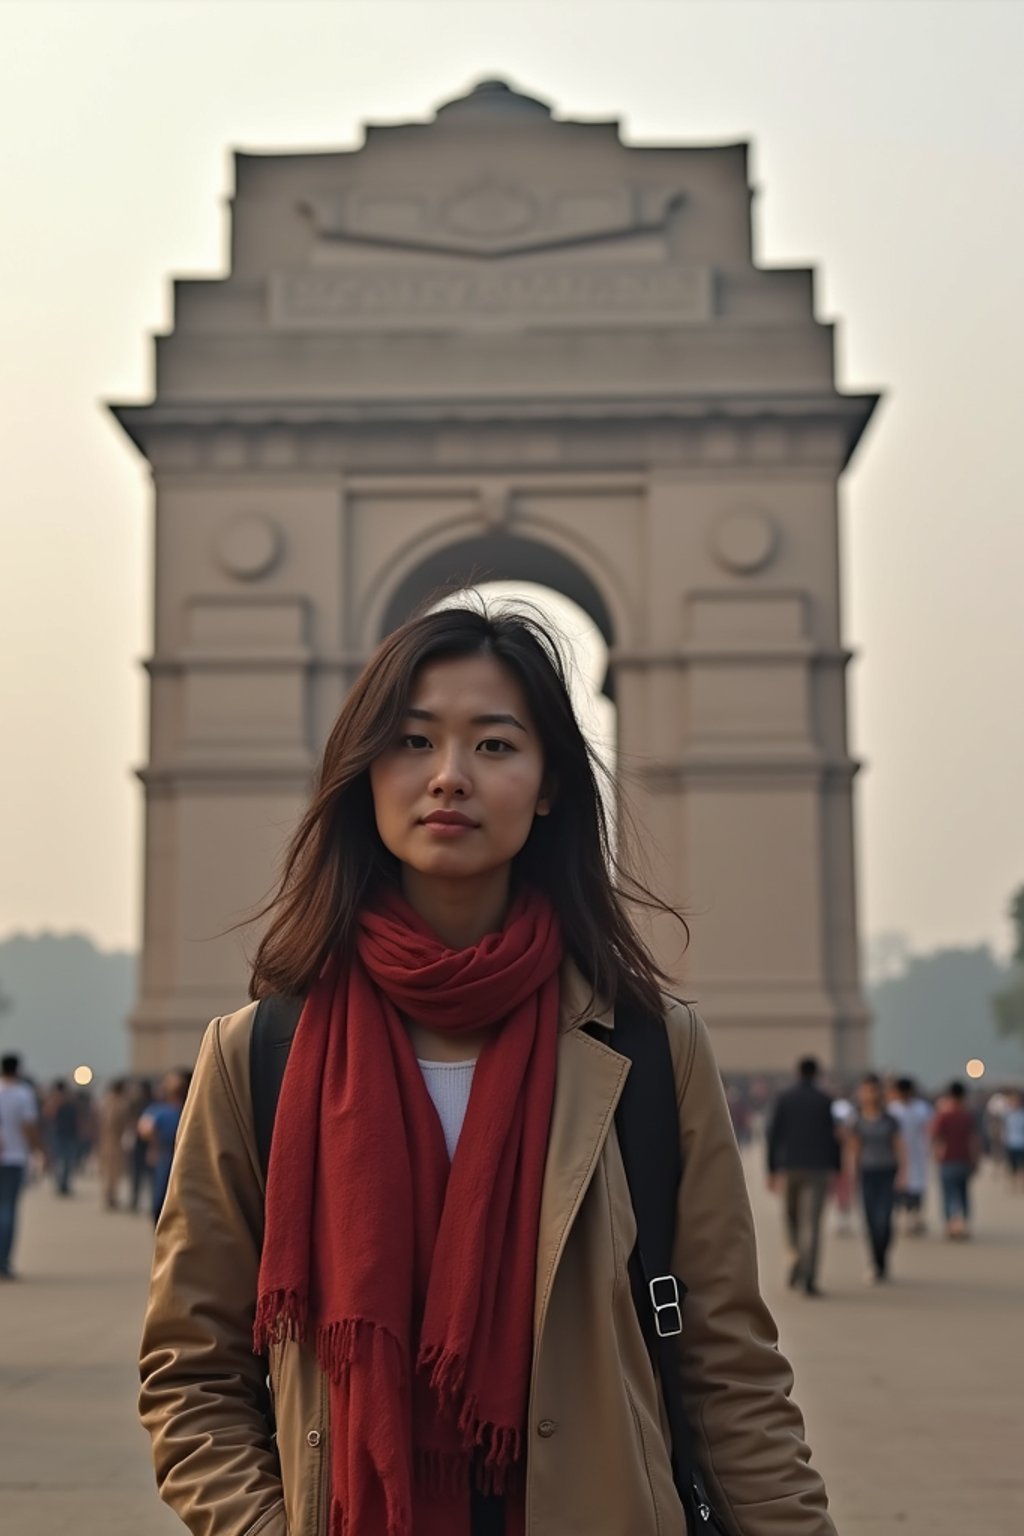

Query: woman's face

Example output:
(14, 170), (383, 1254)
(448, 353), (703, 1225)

(369, 652), (552, 887)
(858, 1079), (881, 1114)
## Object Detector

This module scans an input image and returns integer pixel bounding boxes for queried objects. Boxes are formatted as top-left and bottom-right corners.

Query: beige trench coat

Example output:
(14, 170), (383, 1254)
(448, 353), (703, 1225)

(139, 961), (837, 1536)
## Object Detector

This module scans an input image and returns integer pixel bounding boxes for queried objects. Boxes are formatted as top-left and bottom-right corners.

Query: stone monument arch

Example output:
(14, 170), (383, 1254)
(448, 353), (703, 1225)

(111, 78), (878, 1073)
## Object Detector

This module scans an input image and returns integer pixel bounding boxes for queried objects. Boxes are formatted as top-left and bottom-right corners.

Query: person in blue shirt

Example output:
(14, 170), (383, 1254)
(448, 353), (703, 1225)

(1004, 1090), (1024, 1189)
(138, 1070), (192, 1224)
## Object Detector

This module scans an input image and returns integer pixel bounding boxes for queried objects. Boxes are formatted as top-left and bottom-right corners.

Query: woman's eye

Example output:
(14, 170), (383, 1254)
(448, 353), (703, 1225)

(478, 739), (514, 754)
(401, 734), (432, 750)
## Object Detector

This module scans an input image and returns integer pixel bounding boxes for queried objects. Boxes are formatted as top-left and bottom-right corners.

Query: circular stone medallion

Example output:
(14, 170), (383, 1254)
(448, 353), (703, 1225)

(215, 514), (282, 581)
(711, 509), (778, 574)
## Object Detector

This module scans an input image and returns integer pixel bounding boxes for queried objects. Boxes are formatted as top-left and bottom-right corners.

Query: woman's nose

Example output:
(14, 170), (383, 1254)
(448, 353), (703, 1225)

(429, 750), (471, 797)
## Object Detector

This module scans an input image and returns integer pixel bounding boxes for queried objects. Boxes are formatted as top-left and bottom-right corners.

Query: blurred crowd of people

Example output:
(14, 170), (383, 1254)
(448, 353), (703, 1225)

(3, 1042), (1022, 1293)
(754, 1057), (1024, 1297)
(0, 1052), (192, 1280)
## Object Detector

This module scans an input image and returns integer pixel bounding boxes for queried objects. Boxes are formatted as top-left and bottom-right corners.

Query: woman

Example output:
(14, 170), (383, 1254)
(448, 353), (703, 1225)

(930, 1080), (981, 1238)
(139, 605), (836, 1536)
(846, 1074), (906, 1283)
(96, 1078), (129, 1211)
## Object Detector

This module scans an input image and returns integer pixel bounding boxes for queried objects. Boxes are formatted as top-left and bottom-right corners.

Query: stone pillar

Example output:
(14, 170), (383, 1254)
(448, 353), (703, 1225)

(128, 475), (344, 1072)
(612, 456), (868, 1072)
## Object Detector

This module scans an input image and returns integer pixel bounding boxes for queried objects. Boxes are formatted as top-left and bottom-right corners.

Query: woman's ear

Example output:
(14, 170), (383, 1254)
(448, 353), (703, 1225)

(536, 776), (557, 817)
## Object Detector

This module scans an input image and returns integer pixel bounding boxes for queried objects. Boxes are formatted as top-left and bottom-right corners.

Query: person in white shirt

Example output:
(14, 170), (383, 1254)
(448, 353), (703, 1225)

(0, 1052), (41, 1278)
(887, 1077), (933, 1235)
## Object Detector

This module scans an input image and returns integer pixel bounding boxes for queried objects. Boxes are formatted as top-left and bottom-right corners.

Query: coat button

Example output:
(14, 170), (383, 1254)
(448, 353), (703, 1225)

(537, 1419), (557, 1438)
(306, 1430), (322, 1448)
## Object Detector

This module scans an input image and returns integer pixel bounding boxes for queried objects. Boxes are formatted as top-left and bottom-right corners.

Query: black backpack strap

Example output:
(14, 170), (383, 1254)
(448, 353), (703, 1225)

(606, 997), (721, 1530)
(249, 994), (304, 1182)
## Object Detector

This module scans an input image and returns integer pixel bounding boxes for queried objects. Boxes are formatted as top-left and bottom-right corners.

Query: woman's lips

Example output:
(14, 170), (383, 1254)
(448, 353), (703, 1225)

(419, 816), (478, 838)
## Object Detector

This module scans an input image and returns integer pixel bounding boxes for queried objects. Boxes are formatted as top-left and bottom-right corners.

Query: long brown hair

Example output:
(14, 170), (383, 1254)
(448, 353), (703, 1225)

(249, 601), (687, 1014)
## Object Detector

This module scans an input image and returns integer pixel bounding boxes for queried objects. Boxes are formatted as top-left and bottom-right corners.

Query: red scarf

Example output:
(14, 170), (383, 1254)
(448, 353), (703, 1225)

(255, 886), (562, 1536)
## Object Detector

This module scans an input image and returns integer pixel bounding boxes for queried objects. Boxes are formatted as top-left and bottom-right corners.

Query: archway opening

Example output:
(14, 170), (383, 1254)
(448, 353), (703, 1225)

(379, 533), (616, 692)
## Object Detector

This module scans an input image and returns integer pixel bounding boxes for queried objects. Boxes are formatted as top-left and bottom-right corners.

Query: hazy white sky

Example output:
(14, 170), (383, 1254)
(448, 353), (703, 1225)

(1, 0), (1022, 960)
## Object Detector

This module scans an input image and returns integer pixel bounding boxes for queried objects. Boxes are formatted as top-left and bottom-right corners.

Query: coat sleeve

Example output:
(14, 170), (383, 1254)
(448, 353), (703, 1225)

(138, 1013), (287, 1536)
(666, 1002), (837, 1536)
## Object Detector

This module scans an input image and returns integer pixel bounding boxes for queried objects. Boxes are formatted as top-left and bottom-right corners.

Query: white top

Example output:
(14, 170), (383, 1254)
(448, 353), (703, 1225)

(888, 1098), (933, 1192)
(417, 1058), (476, 1161)
(831, 1097), (855, 1126)
(0, 1080), (38, 1166)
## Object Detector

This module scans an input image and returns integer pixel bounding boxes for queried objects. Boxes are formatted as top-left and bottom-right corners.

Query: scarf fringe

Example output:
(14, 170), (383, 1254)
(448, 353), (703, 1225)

(253, 1288), (309, 1354)
(469, 1406), (525, 1486)
(255, 1302), (409, 1394)
(411, 1443), (521, 1500)
(418, 1343), (522, 1491)
(317, 1318), (359, 1381)
(474, 1438), (521, 1497)
(420, 1341), (466, 1410)
(312, 1316), (403, 1384)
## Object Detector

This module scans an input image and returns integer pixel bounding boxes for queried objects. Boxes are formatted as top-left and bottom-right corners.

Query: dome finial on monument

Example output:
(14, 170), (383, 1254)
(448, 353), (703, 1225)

(434, 78), (553, 125)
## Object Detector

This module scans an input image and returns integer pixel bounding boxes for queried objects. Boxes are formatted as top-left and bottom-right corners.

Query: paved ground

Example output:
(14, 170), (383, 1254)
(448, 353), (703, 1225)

(1, 1155), (1021, 1534)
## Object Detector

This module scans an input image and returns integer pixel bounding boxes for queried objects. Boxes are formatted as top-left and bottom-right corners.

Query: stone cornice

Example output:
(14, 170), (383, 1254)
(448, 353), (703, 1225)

(109, 391), (878, 472)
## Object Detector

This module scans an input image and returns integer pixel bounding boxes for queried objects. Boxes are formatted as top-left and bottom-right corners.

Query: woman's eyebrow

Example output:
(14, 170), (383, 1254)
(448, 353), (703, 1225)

(406, 707), (528, 732)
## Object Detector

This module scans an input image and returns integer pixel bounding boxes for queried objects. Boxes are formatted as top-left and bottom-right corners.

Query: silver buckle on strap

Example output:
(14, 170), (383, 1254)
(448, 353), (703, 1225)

(649, 1273), (683, 1338)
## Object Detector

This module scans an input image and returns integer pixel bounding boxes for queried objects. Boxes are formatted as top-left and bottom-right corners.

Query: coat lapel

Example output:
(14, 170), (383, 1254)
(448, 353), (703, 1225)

(533, 962), (627, 1345)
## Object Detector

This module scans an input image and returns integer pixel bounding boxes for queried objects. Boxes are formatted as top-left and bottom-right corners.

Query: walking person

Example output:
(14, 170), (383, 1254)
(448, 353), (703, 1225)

(0, 1053), (41, 1280)
(97, 1078), (130, 1210)
(73, 1086), (97, 1174)
(139, 605), (839, 1536)
(846, 1075), (906, 1283)
(45, 1080), (80, 1197)
(931, 1080), (981, 1238)
(887, 1077), (932, 1235)
(766, 1057), (840, 1296)
(138, 1071), (191, 1225)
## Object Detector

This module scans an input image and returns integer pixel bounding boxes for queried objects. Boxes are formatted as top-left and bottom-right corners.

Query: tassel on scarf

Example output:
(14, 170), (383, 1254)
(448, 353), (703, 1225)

(253, 1287), (308, 1353)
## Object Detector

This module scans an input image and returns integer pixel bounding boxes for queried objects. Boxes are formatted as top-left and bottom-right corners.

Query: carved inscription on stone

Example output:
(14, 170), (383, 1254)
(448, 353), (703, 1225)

(269, 262), (712, 330)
